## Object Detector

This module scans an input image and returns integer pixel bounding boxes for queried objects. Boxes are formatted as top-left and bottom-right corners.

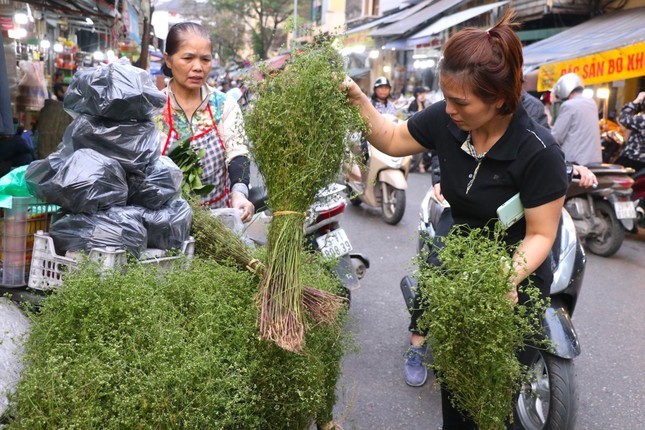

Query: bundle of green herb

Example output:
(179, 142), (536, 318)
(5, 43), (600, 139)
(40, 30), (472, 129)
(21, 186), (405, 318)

(167, 138), (214, 196)
(8, 258), (348, 429)
(416, 224), (550, 430)
(189, 199), (345, 326)
(245, 38), (366, 352)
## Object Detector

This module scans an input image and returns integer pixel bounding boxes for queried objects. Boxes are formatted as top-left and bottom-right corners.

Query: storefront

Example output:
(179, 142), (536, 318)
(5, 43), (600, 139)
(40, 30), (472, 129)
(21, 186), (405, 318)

(523, 5), (645, 117)
(1, 0), (147, 128)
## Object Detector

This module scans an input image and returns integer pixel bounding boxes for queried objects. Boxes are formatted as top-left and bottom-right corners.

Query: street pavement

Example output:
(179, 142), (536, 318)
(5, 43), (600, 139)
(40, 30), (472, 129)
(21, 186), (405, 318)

(333, 171), (645, 429)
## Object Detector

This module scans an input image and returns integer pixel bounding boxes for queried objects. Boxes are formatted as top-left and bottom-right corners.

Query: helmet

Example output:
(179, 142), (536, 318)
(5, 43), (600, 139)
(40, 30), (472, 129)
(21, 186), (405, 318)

(552, 73), (584, 101)
(374, 76), (391, 89)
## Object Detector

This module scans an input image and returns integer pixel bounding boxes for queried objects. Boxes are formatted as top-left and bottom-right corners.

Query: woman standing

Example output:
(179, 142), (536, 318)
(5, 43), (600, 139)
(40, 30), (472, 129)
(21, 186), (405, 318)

(345, 9), (568, 428)
(158, 22), (254, 221)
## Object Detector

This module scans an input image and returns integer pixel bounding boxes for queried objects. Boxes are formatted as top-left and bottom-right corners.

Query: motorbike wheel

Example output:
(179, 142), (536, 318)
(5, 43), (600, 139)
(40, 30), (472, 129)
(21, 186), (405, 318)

(381, 184), (406, 225)
(516, 351), (578, 430)
(585, 200), (624, 257)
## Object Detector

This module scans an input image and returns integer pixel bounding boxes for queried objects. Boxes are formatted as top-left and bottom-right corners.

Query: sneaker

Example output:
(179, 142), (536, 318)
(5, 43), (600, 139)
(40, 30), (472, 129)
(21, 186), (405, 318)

(404, 344), (428, 387)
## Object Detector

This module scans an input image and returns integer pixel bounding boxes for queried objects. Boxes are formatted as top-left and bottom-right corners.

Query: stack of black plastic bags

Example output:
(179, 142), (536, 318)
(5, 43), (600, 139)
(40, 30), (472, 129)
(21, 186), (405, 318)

(25, 58), (192, 257)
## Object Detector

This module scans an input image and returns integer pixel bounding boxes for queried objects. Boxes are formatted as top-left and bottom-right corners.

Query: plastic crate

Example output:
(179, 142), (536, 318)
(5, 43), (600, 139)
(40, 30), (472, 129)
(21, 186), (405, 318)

(0, 197), (58, 287)
(28, 231), (196, 291)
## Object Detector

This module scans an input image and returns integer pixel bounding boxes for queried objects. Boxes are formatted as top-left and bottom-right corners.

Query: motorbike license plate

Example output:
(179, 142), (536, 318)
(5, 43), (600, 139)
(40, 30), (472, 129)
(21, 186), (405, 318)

(614, 201), (637, 219)
(316, 229), (353, 259)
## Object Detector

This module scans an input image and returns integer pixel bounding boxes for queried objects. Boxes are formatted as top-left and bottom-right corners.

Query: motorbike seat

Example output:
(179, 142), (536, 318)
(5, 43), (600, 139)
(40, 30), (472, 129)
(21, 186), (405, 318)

(586, 163), (634, 174)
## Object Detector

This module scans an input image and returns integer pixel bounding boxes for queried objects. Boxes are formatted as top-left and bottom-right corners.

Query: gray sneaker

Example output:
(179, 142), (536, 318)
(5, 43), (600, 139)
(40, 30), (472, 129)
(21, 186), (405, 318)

(404, 344), (428, 387)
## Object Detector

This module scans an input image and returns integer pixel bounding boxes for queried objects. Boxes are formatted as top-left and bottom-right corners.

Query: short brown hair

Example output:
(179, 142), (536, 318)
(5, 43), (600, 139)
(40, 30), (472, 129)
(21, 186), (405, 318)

(439, 9), (523, 115)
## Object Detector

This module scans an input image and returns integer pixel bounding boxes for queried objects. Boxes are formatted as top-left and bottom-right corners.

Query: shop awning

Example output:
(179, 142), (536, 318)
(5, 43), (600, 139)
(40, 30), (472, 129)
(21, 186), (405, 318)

(523, 6), (645, 71)
(406, 0), (509, 46)
(344, 0), (433, 36)
(522, 6), (645, 91)
(370, 0), (467, 37)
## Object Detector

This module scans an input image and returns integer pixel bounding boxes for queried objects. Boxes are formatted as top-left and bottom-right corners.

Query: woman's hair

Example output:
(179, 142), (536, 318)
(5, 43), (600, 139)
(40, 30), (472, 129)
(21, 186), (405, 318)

(161, 21), (211, 77)
(439, 8), (523, 115)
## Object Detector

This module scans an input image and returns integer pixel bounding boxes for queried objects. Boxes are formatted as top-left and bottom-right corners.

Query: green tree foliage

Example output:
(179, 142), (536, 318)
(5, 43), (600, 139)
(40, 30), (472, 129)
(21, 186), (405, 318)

(210, 0), (295, 59)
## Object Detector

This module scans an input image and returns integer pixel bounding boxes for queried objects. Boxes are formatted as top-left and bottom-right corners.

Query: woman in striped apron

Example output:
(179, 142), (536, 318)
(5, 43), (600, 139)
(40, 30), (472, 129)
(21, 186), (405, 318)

(156, 22), (254, 221)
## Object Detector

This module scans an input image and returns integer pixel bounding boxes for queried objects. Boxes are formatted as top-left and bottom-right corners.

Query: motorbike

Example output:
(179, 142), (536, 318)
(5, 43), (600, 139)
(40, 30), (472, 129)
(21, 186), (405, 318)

(344, 115), (413, 225)
(565, 163), (637, 257)
(599, 119), (624, 164)
(400, 184), (585, 430)
(244, 183), (370, 293)
(599, 120), (645, 232)
(632, 168), (645, 229)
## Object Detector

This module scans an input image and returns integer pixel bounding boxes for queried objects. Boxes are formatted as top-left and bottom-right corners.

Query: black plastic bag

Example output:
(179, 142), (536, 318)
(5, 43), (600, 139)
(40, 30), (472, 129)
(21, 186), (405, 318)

(25, 148), (127, 214)
(127, 156), (183, 209)
(49, 206), (147, 257)
(63, 114), (160, 173)
(63, 58), (165, 120)
(140, 198), (192, 250)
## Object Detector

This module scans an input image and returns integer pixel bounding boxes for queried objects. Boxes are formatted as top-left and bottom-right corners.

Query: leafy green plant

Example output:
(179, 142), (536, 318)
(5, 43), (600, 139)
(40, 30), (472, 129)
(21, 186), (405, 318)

(416, 224), (550, 430)
(6, 256), (347, 429)
(245, 36), (366, 352)
(167, 137), (215, 196)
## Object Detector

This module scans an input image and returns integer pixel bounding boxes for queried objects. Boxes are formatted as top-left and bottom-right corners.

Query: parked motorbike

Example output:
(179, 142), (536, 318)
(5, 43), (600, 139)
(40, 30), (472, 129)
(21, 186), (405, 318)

(244, 183), (370, 292)
(400, 185), (585, 430)
(632, 168), (645, 229)
(565, 163), (637, 257)
(344, 115), (412, 225)
(599, 120), (645, 231)
(599, 119), (624, 164)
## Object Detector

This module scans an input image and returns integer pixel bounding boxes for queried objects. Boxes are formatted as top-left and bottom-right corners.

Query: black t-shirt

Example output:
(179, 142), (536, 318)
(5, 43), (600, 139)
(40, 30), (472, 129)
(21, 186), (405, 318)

(407, 101), (568, 289)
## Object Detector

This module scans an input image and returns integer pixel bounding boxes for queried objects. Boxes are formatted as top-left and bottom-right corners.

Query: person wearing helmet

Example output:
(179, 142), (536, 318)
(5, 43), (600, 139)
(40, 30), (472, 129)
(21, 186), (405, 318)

(551, 73), (602, 166)
(371, 76), (397, 115)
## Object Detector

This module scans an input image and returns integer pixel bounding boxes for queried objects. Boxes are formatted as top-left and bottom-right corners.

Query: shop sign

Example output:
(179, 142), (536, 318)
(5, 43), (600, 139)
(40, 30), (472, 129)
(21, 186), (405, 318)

(343, 30), (372, 48)
(537, 41), (645, 91)
(0, 16), (14, 31)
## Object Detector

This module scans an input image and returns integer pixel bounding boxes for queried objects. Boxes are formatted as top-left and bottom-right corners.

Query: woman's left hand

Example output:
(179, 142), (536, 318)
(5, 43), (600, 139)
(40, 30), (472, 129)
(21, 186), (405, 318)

(507, 286), (518, 305)
(231, 191), (255, 223)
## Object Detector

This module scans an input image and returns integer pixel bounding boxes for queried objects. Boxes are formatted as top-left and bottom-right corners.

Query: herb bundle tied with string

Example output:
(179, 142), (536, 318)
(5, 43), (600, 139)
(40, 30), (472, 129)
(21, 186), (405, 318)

(246, 38), (366, 352)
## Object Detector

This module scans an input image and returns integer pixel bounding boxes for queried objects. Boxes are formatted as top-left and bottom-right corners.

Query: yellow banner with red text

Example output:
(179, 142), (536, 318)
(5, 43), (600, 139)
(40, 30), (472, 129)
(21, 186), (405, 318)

(537, 41), (645, 91)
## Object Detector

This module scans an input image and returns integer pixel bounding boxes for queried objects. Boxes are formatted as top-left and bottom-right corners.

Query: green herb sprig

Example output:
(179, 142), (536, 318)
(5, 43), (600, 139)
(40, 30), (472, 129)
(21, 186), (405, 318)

(416, 224), (550, 430)
(245, 37), (366, 352)
(167, 138), (215, 197)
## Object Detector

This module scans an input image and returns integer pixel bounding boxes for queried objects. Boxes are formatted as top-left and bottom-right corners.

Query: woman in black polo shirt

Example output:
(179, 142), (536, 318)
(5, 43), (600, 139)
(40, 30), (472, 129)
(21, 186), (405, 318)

(344, 9), (568, 429)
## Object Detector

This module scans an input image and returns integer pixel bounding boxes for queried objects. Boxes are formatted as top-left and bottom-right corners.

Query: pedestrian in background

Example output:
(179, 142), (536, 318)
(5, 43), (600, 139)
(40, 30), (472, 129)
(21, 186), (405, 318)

(408, 86), (428, 115)
(551, 73), (603, 166)
(408, 86), (431, 172)
(617, 90), (645, 171)
(52, 71), (66, 101)
(370, 76), (397, 116)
